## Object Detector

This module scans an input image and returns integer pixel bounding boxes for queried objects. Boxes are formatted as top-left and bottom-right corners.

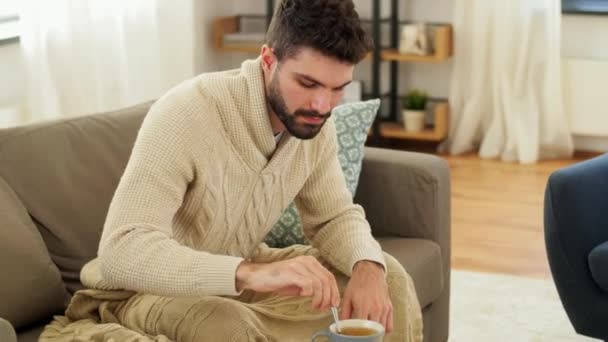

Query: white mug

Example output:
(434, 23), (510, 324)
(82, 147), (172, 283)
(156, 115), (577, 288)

(311, 319), (385, 342)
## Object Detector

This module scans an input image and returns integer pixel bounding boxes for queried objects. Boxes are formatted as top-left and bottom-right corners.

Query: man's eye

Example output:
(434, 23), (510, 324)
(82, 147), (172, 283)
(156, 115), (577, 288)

(300, 82), (316, 89)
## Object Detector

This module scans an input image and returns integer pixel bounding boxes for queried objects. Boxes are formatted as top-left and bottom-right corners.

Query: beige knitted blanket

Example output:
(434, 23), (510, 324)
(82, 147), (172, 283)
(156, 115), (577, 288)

(41, 245), (423, 342)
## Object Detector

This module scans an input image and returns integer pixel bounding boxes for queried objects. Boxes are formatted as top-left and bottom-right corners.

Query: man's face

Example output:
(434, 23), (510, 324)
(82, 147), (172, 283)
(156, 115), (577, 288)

(265, 48), (354, 140)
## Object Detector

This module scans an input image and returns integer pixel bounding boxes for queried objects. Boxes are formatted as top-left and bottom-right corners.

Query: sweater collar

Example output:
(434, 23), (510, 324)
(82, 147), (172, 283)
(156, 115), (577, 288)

(220, 57), (295, 171)
(239, 57), (279, 160)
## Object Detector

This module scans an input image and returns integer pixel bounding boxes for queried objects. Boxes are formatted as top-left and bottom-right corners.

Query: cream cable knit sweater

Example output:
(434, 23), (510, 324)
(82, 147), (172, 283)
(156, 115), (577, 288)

(96, 58), (386, 298)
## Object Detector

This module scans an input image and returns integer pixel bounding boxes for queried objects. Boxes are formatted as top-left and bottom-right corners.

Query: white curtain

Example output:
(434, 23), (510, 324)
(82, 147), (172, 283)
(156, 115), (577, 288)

(447, 0), (573, 163)
(18, 0), (195, 122)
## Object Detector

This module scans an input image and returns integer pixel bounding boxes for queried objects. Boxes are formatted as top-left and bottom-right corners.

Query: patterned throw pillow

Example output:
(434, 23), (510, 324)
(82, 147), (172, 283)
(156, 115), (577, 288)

(264, 99), (381, 248)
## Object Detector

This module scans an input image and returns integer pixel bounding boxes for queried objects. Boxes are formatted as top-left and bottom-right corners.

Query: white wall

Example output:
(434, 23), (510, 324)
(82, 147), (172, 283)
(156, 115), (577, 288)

(562, 15), (608, 59)
(0, 42), (24, 104)
(0, 41), (26, 126)
(562, 14), (608, 152)
(193, 2), (251, 73)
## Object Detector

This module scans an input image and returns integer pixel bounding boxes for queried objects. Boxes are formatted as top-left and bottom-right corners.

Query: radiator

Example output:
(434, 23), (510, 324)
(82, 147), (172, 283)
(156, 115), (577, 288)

(562, 57), (608, 137)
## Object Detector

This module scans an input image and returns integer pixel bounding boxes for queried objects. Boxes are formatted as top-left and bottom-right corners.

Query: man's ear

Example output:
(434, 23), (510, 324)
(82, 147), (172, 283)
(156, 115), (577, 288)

(260, 45), (277, 73)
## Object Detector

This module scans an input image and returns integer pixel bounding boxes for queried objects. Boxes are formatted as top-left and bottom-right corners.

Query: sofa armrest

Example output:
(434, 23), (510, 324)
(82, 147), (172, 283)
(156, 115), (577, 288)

(355, 147), (451, 342)
(355, 147), (451, 246)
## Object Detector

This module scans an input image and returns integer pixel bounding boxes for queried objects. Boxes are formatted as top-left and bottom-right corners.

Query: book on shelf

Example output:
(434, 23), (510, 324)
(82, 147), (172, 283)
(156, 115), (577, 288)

(222, 32), (265, 46)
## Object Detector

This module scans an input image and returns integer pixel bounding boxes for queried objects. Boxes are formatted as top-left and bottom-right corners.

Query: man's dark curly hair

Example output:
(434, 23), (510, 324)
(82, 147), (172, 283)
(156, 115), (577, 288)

(265, 0), (372, 64)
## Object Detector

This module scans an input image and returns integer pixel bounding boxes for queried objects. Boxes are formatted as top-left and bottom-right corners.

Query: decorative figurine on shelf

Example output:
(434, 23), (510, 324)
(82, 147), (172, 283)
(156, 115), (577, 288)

(399, 23), (429, 56)
(402, 89), (428, 132)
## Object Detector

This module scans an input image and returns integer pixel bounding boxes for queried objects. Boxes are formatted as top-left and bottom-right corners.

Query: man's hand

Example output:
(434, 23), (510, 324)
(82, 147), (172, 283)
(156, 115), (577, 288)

(340, 261), (393, 333)
(236, 256), (340, 311)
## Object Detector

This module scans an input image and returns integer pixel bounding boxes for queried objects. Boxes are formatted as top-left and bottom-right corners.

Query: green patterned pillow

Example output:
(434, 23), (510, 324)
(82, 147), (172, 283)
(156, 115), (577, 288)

(264, 99), (381, 248)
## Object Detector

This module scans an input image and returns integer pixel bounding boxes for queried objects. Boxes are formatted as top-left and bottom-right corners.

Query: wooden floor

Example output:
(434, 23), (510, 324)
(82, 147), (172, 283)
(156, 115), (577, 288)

(443, 152), (596, 279)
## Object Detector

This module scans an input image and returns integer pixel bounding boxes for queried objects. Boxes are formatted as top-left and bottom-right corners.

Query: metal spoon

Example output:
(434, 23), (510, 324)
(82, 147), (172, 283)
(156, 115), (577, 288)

(330, 306), (342, 333)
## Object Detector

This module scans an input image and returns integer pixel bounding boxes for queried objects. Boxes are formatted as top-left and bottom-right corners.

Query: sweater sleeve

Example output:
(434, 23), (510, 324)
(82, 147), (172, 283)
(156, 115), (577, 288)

(97, 96), (244, 297)
(294, 120), (386, 276)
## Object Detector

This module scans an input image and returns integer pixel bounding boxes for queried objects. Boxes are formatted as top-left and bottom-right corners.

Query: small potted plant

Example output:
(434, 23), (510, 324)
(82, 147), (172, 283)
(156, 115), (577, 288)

(402, 89), (428, 132)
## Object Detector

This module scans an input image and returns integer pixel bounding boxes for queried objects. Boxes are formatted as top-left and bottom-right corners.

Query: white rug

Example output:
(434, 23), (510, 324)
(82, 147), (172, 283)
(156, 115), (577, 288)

(449, 270), (602, 342)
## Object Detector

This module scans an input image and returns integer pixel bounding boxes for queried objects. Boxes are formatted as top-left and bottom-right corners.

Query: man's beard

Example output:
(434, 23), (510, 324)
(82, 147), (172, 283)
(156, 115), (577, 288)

(267, 73), (331, 140)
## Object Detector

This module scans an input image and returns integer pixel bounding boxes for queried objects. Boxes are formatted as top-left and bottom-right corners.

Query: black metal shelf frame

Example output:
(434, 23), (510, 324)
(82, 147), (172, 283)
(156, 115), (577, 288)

(370, 0), (401, 142)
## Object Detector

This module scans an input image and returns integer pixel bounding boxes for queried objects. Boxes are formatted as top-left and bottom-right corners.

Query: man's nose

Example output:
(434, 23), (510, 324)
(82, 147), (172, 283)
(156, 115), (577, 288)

(310, 93), (331, 115)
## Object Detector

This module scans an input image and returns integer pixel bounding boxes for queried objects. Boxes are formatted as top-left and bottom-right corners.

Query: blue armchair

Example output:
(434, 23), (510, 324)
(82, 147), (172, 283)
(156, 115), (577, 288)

(544, 153), (608, 341)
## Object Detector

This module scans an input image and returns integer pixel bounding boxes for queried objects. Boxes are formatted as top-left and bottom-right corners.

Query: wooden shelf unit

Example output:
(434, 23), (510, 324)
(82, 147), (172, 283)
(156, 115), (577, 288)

(213, 16), (453, 64)
(379, 101), (449, 142)
(213, 16), (264, 53)
(213, 2), (454, 144)
(381, 25), (453, 63)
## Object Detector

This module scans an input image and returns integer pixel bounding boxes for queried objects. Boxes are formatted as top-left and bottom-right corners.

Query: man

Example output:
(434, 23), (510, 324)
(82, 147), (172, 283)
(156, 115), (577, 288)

(43, 0), (422, 341)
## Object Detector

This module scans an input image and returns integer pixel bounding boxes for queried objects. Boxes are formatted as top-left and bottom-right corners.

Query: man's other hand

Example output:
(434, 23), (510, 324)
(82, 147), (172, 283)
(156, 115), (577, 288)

(340, 261), (393, 333)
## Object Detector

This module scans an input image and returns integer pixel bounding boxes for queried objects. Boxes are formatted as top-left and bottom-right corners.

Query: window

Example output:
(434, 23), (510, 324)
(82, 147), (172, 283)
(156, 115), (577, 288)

(0, 0), (19, 42)
(563, 0), (608, 14)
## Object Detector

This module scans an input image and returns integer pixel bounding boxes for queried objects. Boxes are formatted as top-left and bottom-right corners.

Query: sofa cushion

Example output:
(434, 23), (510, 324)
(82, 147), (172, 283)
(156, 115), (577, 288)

(377, 237), (444, 308)
(589, 241), (608, 292)
(0, 102), (151, 293)
(264, 99), (380, 248)
(0, 177), (69, 329)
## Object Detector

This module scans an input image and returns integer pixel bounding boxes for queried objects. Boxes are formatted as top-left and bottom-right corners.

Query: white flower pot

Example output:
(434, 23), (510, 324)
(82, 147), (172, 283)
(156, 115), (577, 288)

(403, 110), (425, 132)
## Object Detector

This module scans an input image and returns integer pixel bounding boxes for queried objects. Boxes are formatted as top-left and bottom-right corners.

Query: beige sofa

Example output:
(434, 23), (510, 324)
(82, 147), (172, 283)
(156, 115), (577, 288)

(0, 102), (451, 342)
